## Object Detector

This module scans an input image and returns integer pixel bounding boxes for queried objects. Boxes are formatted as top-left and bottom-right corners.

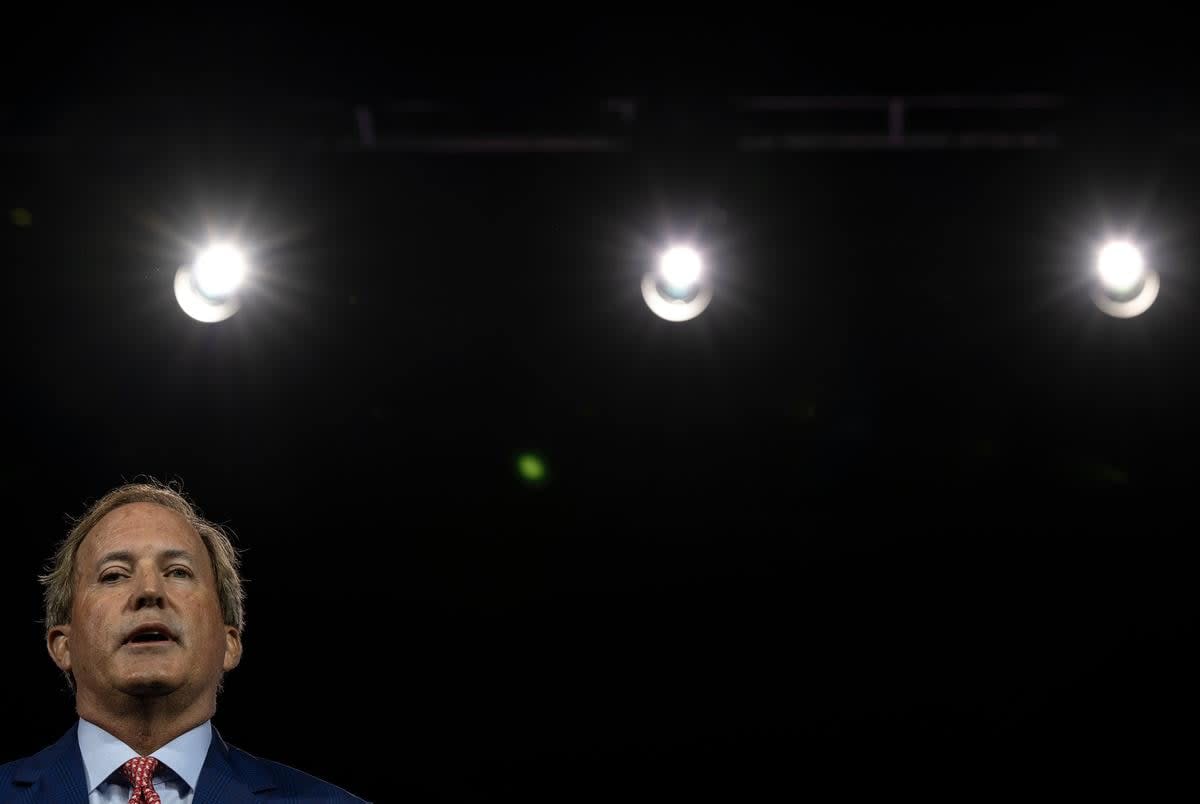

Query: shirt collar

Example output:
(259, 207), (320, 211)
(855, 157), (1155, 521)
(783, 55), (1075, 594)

(77, 717), (213, 795)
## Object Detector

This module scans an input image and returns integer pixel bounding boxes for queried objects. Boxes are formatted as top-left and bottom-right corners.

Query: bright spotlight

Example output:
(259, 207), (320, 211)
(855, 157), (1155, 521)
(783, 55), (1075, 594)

(174, 242), (249, 323)
(1096, 241), (1144, 295)
(659, 245), (703, 293)
(192, 243), (247, 299)
(642, 244), (714, 322)
(1091, 239), (1159, 319)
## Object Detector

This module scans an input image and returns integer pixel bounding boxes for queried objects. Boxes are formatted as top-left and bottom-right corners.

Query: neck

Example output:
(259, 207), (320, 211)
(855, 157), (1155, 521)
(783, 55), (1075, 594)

(77, 690), (214, 755)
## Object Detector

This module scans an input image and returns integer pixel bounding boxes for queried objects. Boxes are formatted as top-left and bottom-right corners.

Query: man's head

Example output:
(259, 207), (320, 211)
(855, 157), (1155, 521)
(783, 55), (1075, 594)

(39, 482), (245, 708)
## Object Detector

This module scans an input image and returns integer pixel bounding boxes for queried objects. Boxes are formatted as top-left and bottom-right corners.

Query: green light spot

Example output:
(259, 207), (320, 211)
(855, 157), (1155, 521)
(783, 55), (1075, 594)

(10, 208), (32, 228)
(516, 452), (547, 484)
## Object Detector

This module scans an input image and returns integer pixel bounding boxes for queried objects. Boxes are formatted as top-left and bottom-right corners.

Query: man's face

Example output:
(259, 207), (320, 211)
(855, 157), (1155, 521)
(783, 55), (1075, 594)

(47, 502), (241, 702)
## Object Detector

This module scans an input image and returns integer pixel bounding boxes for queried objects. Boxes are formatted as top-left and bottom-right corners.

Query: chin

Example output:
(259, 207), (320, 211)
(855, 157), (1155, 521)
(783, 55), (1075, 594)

(119, 676), (181, 697)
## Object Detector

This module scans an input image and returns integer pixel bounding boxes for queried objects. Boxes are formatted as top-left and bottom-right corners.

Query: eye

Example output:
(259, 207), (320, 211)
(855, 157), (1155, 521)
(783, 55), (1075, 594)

(100, 572), (126, 583)
(168, 567), (193, 578)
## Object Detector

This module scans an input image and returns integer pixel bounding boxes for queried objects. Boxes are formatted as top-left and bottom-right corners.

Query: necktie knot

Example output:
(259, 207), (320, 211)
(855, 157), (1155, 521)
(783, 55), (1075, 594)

(120, 756), (162, 804)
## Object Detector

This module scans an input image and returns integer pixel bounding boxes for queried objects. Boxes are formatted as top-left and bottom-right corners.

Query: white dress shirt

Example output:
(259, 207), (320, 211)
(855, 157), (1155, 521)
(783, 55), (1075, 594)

(78, 718), (212, 804)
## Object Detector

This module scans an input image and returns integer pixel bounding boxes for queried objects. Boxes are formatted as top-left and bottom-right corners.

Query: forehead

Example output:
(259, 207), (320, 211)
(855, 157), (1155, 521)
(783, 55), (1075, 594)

(80, 502), (204, 558)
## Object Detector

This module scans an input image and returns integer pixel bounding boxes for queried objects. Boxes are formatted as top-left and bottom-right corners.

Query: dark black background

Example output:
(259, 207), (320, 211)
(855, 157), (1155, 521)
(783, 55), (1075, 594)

(2, 15), (1197, 800)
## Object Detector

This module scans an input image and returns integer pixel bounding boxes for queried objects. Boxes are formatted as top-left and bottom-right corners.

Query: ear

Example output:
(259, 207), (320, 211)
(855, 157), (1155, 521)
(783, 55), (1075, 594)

(47, 624), (72, 673)
(222, 627), (243, 672)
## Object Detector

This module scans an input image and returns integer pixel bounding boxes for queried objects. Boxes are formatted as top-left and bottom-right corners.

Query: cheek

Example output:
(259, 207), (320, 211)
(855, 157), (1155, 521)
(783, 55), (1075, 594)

(74, 600), (116, 650)
(194, 601), (227, 639)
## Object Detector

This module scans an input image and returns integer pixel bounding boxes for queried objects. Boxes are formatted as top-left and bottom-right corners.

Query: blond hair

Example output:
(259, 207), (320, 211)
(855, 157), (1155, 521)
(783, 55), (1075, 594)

(38, 479), (246, 691)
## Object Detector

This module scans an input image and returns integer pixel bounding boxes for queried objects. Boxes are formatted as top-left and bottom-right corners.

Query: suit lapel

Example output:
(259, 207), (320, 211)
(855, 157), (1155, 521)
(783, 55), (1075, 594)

(11, 722), (89, 803)
(193, 726), (274, 804)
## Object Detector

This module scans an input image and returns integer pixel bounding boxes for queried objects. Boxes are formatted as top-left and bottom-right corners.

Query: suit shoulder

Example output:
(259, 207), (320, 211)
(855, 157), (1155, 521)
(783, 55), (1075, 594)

(0, 756), (20, 783)
(0, 751), (34, 782)
(226, 745), (369, 802)
(0, 755), (34, 802)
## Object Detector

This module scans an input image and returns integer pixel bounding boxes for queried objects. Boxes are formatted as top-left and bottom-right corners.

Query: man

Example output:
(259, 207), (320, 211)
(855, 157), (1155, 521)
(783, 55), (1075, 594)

(0, 481), (368, 803)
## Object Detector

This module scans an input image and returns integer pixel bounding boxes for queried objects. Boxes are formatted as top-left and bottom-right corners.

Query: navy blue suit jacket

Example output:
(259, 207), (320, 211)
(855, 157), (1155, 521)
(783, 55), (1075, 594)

(0, 721), (368, 803)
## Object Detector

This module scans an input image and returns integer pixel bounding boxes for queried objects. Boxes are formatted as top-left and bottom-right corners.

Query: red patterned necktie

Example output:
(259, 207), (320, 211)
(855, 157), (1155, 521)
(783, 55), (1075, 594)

(120, 756), (162, 804)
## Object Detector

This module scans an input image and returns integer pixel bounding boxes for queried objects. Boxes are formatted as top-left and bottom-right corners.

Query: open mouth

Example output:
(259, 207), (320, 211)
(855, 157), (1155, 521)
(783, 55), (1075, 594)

(127, 632), (172, 644)
(123, 625), (177, 646)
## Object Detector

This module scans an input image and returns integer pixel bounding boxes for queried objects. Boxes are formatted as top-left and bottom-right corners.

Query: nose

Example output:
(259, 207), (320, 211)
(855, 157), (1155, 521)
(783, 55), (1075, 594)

(133, 568), (166, 610)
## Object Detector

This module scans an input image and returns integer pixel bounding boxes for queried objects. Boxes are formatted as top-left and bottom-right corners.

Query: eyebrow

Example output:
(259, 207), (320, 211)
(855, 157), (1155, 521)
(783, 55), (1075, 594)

(95, 549), (197, 572)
